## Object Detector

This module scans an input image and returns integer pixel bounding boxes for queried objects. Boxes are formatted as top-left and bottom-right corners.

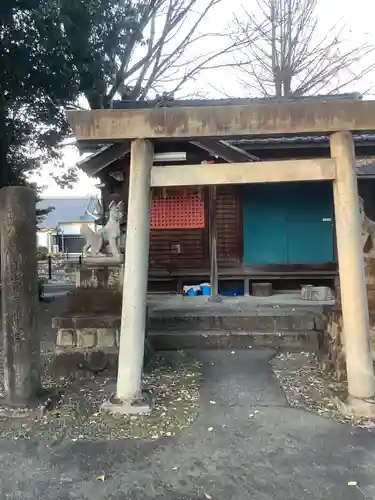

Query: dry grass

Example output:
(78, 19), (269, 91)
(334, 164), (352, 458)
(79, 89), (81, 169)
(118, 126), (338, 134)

(271, 352), (375, 429)
(0, 350), (202, 441)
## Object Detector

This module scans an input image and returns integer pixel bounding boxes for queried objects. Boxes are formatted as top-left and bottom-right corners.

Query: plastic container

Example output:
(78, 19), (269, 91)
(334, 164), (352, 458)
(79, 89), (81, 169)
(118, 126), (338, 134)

(186, 287), (197, 297)
(200, 283), (211, 296)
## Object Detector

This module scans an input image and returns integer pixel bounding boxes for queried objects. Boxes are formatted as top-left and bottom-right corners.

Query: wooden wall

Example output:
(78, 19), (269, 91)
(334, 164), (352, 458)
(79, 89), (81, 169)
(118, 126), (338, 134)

(216, 187), (242, 266)
(149, 186), (242, 272)
(101, 165), (244, 273)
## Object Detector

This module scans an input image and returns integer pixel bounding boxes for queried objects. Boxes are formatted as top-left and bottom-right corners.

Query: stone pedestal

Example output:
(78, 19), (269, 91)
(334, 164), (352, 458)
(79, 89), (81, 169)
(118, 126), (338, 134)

(76, 262), (124, 290)
(53, 259), (152, 376)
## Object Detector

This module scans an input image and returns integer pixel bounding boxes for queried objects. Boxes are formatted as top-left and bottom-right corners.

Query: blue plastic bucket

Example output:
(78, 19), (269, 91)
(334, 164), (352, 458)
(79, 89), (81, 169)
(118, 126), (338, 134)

(200, 284), (211, 296)
(186, 287), (197, 297)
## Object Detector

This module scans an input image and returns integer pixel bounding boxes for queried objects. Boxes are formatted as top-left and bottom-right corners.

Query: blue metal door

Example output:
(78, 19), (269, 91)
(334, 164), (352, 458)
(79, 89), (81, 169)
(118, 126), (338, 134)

(286, 182), (334, 263)
(242, 182), (334, 265)
(242, 184), (288, 264)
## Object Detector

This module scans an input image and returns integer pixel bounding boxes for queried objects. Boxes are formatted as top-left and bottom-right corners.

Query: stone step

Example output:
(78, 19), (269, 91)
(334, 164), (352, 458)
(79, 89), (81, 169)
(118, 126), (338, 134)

(148, 329), (319, 351)
(148, 312), (318, 332)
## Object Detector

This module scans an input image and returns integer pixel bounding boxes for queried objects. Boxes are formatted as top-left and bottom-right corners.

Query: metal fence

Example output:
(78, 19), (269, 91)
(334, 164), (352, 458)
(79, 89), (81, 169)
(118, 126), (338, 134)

(37, 255), (80, 283)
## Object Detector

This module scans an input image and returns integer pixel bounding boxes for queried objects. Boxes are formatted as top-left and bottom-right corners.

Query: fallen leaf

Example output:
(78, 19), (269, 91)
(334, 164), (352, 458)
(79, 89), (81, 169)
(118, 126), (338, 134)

(96, 474), (106, 482)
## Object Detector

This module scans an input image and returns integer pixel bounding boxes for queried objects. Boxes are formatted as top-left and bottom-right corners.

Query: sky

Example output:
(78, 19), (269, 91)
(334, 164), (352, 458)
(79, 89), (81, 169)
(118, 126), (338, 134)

(33, 0), (375, 198)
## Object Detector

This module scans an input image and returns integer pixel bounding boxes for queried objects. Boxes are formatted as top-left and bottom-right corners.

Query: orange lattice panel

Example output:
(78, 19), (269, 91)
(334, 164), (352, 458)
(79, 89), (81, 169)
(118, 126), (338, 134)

(151, 194), (205, 229)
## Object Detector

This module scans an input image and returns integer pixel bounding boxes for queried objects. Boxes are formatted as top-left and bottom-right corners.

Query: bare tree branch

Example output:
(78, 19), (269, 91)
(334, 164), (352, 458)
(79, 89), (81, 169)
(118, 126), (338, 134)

(101, 0), (251, 105)
(232, 0), (375, 97)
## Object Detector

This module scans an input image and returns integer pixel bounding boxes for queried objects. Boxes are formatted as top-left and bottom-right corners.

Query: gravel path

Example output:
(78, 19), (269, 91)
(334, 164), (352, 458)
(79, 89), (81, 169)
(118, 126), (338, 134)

(0, 350), (375, 499)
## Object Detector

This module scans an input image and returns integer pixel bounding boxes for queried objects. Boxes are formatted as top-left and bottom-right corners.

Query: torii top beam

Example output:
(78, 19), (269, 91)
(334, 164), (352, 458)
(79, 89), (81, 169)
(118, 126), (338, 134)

(66, 100), (375, 142)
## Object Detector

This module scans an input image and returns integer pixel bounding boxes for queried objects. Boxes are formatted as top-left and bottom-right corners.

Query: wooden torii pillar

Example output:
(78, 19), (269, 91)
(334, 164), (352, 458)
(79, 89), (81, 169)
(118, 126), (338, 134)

(330, 131), (375, 413)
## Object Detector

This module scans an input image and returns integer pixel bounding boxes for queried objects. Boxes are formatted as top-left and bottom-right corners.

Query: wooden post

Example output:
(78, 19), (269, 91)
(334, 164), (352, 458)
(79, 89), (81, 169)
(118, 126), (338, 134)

(0, 187), (41, 405)
(116, 139), (153, 402)
(330, 132), (375, 401)
(209, 186), (218, 297)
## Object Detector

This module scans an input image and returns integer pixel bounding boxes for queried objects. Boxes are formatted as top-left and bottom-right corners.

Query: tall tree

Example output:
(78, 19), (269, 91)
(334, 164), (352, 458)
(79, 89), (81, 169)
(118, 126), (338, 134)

(1, 0), (243, 192)
(58, 0), (241, 109)
(0, 0), (83, 188)
(232, 0), (374, 97)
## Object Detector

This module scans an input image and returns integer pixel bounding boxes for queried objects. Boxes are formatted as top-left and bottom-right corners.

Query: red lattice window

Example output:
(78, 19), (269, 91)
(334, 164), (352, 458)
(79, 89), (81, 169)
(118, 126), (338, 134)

(150, 189), (205, 229)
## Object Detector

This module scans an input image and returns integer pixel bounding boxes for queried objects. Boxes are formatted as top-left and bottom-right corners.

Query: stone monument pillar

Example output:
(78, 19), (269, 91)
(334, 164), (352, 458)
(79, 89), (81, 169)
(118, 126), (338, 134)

(0, 187), (41, 405)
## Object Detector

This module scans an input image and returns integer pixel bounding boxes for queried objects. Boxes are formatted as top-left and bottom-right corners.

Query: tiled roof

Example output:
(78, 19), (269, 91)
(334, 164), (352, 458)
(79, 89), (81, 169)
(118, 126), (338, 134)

(356, 159), (375, 176)
(234, 133), (375, 146)
(112, 93), (362, 109)
(37, 197), (101, 229)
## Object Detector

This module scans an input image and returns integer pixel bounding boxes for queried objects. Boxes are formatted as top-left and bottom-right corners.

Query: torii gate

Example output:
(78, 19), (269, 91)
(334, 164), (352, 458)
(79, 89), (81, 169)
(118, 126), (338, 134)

(67, 99), (375, 416)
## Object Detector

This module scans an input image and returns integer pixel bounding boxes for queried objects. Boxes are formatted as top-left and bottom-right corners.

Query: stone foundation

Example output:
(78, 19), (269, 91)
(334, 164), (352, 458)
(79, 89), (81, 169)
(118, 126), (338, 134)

(320, 306), (375, 381)
(52, 287), (152, 376)
(319, 307), (346, 381)
(321, 256), (375, 381)
(56, 327), (119, 350)
(53, 321), (152, 377)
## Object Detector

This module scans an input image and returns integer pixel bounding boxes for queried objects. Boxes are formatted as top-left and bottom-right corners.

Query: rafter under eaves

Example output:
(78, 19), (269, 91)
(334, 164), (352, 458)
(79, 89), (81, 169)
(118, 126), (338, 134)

(191, 139), (259, 163)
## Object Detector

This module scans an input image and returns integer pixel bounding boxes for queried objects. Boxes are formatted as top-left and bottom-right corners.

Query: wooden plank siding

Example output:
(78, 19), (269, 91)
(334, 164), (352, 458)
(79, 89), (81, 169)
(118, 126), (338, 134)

(148, 185), (242, 271)
(216, 186), (242, 266)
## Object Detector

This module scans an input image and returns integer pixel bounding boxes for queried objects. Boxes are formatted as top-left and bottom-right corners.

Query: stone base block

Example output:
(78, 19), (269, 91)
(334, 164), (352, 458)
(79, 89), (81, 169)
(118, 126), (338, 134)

(83, 256), (124, 266)
(301, 285), (334, 301)
(56, 327), (118, 349)
(333, 395), (375, 418)
(252, 282), (272, 297)
(57, 329), (76, 347)
(101, 391), (153, 415)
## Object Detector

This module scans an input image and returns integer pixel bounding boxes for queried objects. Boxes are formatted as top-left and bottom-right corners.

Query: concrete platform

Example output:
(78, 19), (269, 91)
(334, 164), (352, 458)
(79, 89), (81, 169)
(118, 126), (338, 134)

(52, 293), (331, 353)
(147, 293), (330, 351)
(148, 292), (332, 316)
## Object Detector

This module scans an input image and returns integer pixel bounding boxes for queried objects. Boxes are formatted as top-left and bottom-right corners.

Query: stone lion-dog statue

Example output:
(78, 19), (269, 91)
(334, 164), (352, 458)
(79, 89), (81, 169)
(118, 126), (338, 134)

(359, 196), (375, 255)
(81, 201), (124, 258)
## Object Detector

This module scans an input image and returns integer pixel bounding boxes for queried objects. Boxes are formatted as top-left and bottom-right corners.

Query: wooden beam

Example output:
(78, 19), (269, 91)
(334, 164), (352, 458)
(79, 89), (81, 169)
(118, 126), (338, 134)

(150, 159), (336, 187)
(191, 140), (258, 162)
(66, 100), (375, 141)
(78, 142), (130, 176)
(208, 186), (218, 298)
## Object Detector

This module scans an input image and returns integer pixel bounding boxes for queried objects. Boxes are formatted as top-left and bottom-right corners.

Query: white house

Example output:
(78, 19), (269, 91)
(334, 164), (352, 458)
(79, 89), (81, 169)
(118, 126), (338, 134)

(37, 196), (101, 254)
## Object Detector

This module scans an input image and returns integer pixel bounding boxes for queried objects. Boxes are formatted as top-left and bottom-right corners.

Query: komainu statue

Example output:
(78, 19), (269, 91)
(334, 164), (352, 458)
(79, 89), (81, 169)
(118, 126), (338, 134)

(359, 196), (375, 255)
(81, 201), (124, 258)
